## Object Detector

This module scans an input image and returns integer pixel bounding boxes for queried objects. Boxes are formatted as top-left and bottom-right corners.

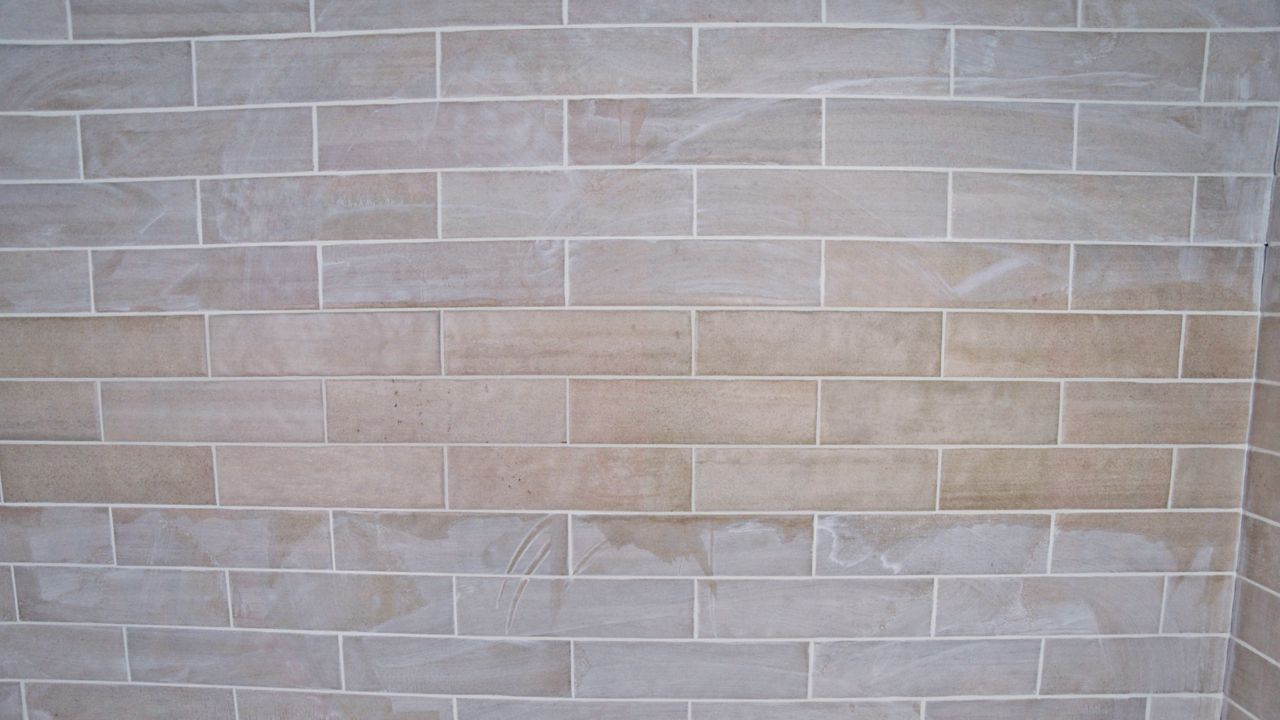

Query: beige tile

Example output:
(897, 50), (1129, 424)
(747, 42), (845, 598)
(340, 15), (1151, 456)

(1080, 0), (1280, 27)
(575, 642), (808, 699)
(1041, 637), (1226, 693)
(1259, 316), (1280, 382)
(1078, 105), (1278, 173)
(94, 246), (318, 312)
(1239, 516), (1280, 592)
(201, 174), (436, 244)
(821, 380), (1059, 444)
(1228, 643), (1280, 720)
(0, 0), (66, 39)
(461, 699), (687, 720)
(15, 566), (228, 626)
(827, 0), (1076, 24)
(217, 446), (444, 509)
(1233, 578), (1280, 661)
(1172, 447), (1246, 508)
(442, 28), (690, 96)
(0, 625), (127, 681)
(114, 508), (332, 569)
(101, 380), (324, 442)
(231, 571), (452, 633)
(1206, 32), (1280, 101)
(816, 514), (1051, 575)
(69, 0), (310, 38)
(952, 173), (1194, 242)
(0, 116), (79, 180)
(0, 42), (190, 111)
(314, 0), (560, 30)
(0, 506), (113, 564)
(345, 636), (571, 696)
(334, 511), (567, 575)
(210, 312), (439, 376)
(0, 316), (206, 377)
(0, 685), (19, 720)
(935, 576), (1163, 636)
(570, 379), (816, 445)
(326, 378), (564, 443)
(323, 240), (563, 308)
(698, 28), (948, 95)
(449, 447), (691, 511)
(1147, 697), (1222, 720)
(0, 571), (11, 621)
(572, 515), (812, 576)
(1061, 381), (1252, 444)
(571, 0), (820, 22)
(129, 628), (340, 689)
(0, 181), (197, 248)
(927, 698), (1146, 720)
(570, 239), (821, 307)
(0, 381), (99, 441)
(1051, 512), (1239, 572)
(824, 241), (1070, 310)
(26, 684), (235, 720)
(0, 444), (214, 504)
(444, 310), (690, 375)
(1245, 449), (1280, 522)
(1074, 245), (1259, 312)
(941, 448), (1172, 510)
(1162, 575), (1233, 633)
(1182, 315), (1258, 379)
(238, 691), (451, 720)
(1251, 383), (1280, 455)
(813, 640), (1040, 697)
(569, 99), (820, 165)
(457, 577), (693, 638)
(689, 702), (920, 720)
(318, 101), (562, 171)
(698, 579), (932, 639)
(0, 251), (89, 313)
(1194, 177), (1271, 244)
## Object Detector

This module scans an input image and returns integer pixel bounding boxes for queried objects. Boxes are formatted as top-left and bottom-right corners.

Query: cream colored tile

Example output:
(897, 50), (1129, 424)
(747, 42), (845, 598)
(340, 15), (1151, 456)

(230, 571), (452, 633)
(941, 448), (1172, 510)
(813, 640), (1040, 697)
(698, 579), (932, 638)
(210, 312), (439, 376)
(93, 247), (318, 312)
(1061, 382), (1252, 444)
(1182, 315), (1259, 378)
(575, 642), (808, 699)
(0, 444), (214, 504)
(1041, 637), (1226, 693)
(457, 577), (693, 638)
(345, 636), (570, 696)
(934, 576), (1162, 636)
(815, 514), (1051, 576)
(0, 316), (206, 377)
(1172, 447), (1246, 508)
(572, 515), (812, 576)
(216, 446), (444, 509)
(114, 508), (332, 569)
(0, 42), (190, 111)
(128, 628), (340, 689)
(1051, 512), (1240, 572)
(334, 511), (567, 575)
(15, 566), (228, 626)
(101, 380), (324, 442)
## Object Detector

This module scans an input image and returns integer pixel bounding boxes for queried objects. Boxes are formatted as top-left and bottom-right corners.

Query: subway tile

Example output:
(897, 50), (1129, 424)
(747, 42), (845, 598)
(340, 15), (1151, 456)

(210, 312), (440, 376)
(940, 448), (1172, 510)
(1051, 512), (1240, 572)
(1080, 0), (1280, 27)
(129, 628), (341, 689)
(698, 579), (932, 639)
(0, 572), (11, 621)
(815, 514), (1051, 575)
(449, 447), (691, 511)
(0, 381), (99, 441)
(821, 380), (1059, 444)
(94, 246), (318, 312)
(1147, 698), (1222, 720)
(1252, 382), (1280, 455)
(695, 703), (920, 720)
(824, 241), (1070, 309)
(0, 0), (66, 39)
(442, 28), (691, 96)
(813, 640), (1040, 697)
(927, 698), (1146, 720)
(698, 28), (949, 95)
(1194, 177), (1271, 244)
(1206, 32), (1280, 101)
(318, 101), (562, 171)
(0, 316), (206, 377)
(1227, 642), (1280, 720)
(934, 576), (1163, 636)
(1078, 105), (1278, 173)
(461, 699), (688, 720)
(0, 116), (79, 180)
(575, 641), (808, 699)
(0, 444), (214, 504)
(1233, 578), (1280, 661)
(444, 310), (690, 375)
(1182, 315), (1259, 379)
(1041, 637), (1226, 693)
(569, 99), (821, 165)
(82, 108), (312, 178)
(1162, 575), (1233, 633)
(113, 508), (332, 569)
(695, 448), (937, 512)
(570, 240), (821, 306)
(1061, 381), (1252, 444)
(572, 515), (812, 576)
(315, 0), (560, 30)
(69, 0), (310, 38)
(217, 446), (445, 509)
(15, 566), (228, 626)
(0, 43), (190, 111)
(1221, 697), (1258, 720)
(345, 636), (571, 696)
(1239, 516), (1280, 592)
(0, 181), (197, 248)
(570, 0), (820, 22)
(0, 685), (18, 720)
(326, 378), (564, 443)
(1260, 317), (1280, 383)
(334, 511), (568, 575)
(0, 252), (91, 313)
(954, 30), (1204, 101)
(1245, 449), (1280, 523)
(323, 240), (563, 308)
(827, 0), (1076, 24)
(101, 380), (325, 442)
(569, 379), (816, 444)
(201, 174), (437, 244)
(238, 691), (452, 720)
(0, 506), (113, 564)
(1073, 245), (1260, 312)
(456, 577), (694, 638)
(1172, 447), (1246, 508)
(0, 625), (127, 681)
(26, 684), (236, 720)
(230, 571), (452, 633)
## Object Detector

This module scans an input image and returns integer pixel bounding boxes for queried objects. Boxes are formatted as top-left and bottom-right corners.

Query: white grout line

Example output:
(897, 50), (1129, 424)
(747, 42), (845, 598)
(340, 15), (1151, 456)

(311, 106), (320, 171)
(1177, 313), (1188, 378)
(73, 114), (85, 180)
(1188, 175), (1201, 240)
(1071, 103), (1079, 170)
(691, 27), (698, 93)
(434, 32), (442, 98)
(309, 0), (316, 32)
(948, 29), (956, 96)
(121, 626), (132, 681)
(1034, 638), (1046, 694)
(1200, 34), (1212, 102)
(1157, 575), (1169, 633)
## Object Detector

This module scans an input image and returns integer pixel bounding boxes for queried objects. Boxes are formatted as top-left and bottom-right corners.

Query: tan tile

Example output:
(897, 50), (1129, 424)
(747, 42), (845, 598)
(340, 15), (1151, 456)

(1251, 383), (1280, 455)
(695, 703), (919, 720)
(334, 511), (567, 575)
(1080, 0), (1280, 27)
(0, 116), (79, 180)
(816, 514), (1051, 575)
(1245, 449), (1280, 522)
(0, 252), (90, 312)
(827, 0), (1076, 24)
(825, 241), (1070, 309)
(0, 625), (127, 681)
(1172, 447), (1245, 508)
(461, 699), (687, 720)
(1206, 32), (1280, 101)
(1147, 697), (1222, 720)
(450, 447), (691, 511)
(1259, 316), (1280, 382)
(935, 576), (1162, 636)
(0, 316), (206, 377)
(695, 448), (937, 512)
(231, 571), (452, 633)
(821, 380), (1059, 444)
(1227, 643), (1280, 720)
(94, 246), (317, 312)
(326, 378), (564, 443)
(1061, 381), (1251, 444)
(0, 506), (113, 564)
(26, 684), (235, 720)
(129, 628), (340, 689)
(69, 0), (310, 38)
(698, 579), (932, 639)
(813, 640), (1040, 697)
(0, 444), (214, 504)
(457, 577), (693, 638)
(318, 101), (562, 171)
(210, 312), (439, 376)
(1233, 578), (1280, 661)
(323, 240), (563, 308)
(114, 508), (332, 569)
(699, 28), (948, 95)
(1162, 575), (1233, 633)
(1051, 512), (1239, 572)
(0, 685), (20, 720)
(0, 181), (197, 248)
(0, 0), (66, 39)
(0, 42), (190, 111)
(570, 379), (816, 444)
(0, 381), (99, 441)
(1239, 516), (1280, 592)
(941, 448), (1171, 510)
(444, 310), (690, 375)
(1041, 637), (1226, 693)
(1073, 245), (1260, 311)
(571, 0), (820, 22)
(0, 572), (11, 622)
(217, 446), (444, 509)
(345, 636), (571, 696)
(314, 0), (560, 30)
(570, 239), (820, 306)
(927, 698), (1145, 720)
(575, 642), (807, 699)
(1078, 105), (1278, 173)
(572, 515), (812, 576)
(1182, 315), (1258, 379)
(1194, 177), (1271, 244)
(442, 28), (690, 96)
(101, 380), (324, 442)
(238, 691), (451, 720)
(15, 566), (228, 626)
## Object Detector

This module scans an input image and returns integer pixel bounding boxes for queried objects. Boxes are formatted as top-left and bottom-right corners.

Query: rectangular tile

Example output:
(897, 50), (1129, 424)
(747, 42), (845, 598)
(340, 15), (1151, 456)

(0, 116), (79, 180)
(934, 576), (1163, 636)
(1041, 637), (1226, 693)
(1194, 177), (1271, 244)
(1206, 32), (1280, 101)
(1080, 0), (1280, 27)
(334, 511), (567, 575)
(1162, 575), (1233, 633)
(1228, 643), (1280, 720)
(1078, 105), (1278, 173)
(1259, 317), (1280, 383)
(457, 577), (693, 638)
(1073, 245), (1260, 311)
(314, 0), (561, 30)
(1234, 578), (1280, 661)
(571, 0), (820, 22)
(0, 625), (127, 681)
(345, 636), (571, 696)
(0, 181), (197, 248)
(1245, 449), (1280, 523)
(26, 684), (235, 720)
(0, 316), (206, 377)
(816, 514), (1051, 575)
(694, 703), (920, 720)
(570, 379), (816, 444)
(813, 640), (1040, 697)
(927, 698), (1146, 720)
(1172, 447), (1246, 508)
(217, 446), (444, 509)
(0, 444), (214, 504)
(1061, 381), (1252, 444)
(239, 691), (451, 720)
(0, 685), (19, 720)
(230, 571), (452, 633)
(1147, 698), (1222, 720)
(827, 0), (1076, 24)
(101, 380), (324, 442)
(0, 506), (113, 564)
(575, 642), (808, 699)
(941, 448), (1171, 510)
(0, 381), (99, 441)
(129, 628), (340, 689)
(1239, 516), (1280, 592)
(94, 246), (318, 312)
(1051, 512), (1240, 572)
(69, 0), (310, 38)
(210, 311), (440, 376)
(572, 515), (812, 576)
(0, 42), (190, 111)
(15, 566), (228, 626)
(1252, 382), (1280, 456)
(0, 0), (66, 39)
(0, 252), (90, 313)
(114, 508), (332, 569)
(698, 579), (932, 639)
(0, 572), (11, 622)
(461, 699), (687, 720)
(1182, 315), (1259, 379)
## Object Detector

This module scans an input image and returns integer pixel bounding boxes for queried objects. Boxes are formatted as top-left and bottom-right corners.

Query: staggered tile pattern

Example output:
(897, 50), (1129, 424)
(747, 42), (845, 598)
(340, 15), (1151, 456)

(0, 1), (1277, 719)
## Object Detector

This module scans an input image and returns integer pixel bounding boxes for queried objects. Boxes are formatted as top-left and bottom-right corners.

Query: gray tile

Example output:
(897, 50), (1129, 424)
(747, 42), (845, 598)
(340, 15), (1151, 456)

(0, 42), (190, 111)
